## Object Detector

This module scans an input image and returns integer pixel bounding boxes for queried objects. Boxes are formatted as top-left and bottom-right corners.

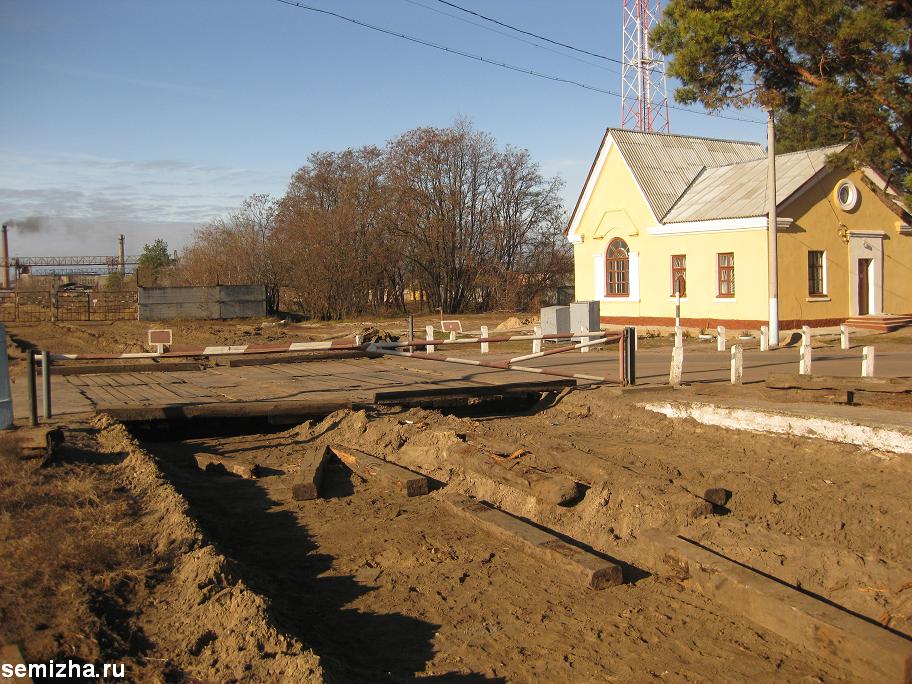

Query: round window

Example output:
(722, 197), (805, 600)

(836, 180), (859, 210)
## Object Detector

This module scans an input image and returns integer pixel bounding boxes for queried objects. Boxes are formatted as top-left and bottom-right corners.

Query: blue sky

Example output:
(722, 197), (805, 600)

(0, 0), (766, 257)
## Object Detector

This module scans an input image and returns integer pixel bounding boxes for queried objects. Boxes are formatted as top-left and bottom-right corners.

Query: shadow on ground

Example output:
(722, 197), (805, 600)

(153, 447), (503, 683)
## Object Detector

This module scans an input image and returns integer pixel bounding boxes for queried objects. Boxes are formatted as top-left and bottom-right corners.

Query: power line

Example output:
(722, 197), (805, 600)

(435, 0), (624, 66)
(270, 0), (764, 125)
(400, 0), (622, 76)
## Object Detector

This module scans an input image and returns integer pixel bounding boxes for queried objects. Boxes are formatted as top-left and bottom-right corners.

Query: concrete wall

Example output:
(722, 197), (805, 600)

(138, 285), (267, 321)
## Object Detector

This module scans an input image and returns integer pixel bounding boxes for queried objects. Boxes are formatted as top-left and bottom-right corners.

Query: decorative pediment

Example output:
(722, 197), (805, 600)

(593, 209), (639, 240)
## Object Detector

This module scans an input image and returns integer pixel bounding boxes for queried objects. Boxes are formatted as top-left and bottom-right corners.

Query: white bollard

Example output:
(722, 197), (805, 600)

(669, 345), (683, 385)
(840, 324), (850, 351)
(0, 323), (12, 429)
(426, 325), (435, 353)
(675, 326), (683, 349)
(580, 325), (591, 353)
(355, 334), (363, 346)
(760, 325), (769, 352)
(800, 340), (813, 375)
(862, 346), (875, 377)
(480, 325), (489, 354)
(730, 344), (743, 384)
(449, 330), (457, 342)
(533, 325), (542, 354)
(716, 326), (726, 352)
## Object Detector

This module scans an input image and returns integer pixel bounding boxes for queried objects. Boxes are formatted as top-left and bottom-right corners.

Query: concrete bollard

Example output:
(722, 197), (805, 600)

(760, 325), (769, 352)
(675, 326), (683, 349)
(862, 346), (875, 377)
(800, 340), (813, 375)
(533, 325), (542, 354)
(480, 325), (489, 354)
(0, 323), (11, 429)
(580, 325), (591, 353)
(716, 326), (726, 352)
(669, 346), (683, 385)
(426, 325), (435, 354)
(840, 324), (850, 350)
(449, 330), (457, 342)
(802, 326), (811, 347)
(730, 344), (743, 384)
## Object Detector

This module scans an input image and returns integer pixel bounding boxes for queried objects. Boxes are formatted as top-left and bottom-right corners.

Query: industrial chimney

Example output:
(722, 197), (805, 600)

(118, 234), (126, 275)
(1, 224), (9, 289)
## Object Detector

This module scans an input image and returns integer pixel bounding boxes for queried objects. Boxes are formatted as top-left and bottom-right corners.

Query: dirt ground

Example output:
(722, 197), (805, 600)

(2, 314), (911, 681)
(128, 386), (912, 681)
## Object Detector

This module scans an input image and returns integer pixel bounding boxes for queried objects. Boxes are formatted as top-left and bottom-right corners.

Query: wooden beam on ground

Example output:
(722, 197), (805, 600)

(444, 492), (623, 590)
(52, 362), (204, 376)
(766, 373), (912, 394)
(329, 444), (428, 497)
(373, 379), (575, 404)
(637, 529), (912, 682)
(100, 399), (354, 423)
(289, 445), (329, 500)
(192, 451), (260, 479)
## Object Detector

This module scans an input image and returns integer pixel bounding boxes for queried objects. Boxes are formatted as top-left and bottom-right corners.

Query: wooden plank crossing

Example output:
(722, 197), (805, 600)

(15, 355), (587, 419)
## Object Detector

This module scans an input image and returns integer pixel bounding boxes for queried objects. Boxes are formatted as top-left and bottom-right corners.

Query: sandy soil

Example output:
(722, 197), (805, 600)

(135, 387), (912, 681)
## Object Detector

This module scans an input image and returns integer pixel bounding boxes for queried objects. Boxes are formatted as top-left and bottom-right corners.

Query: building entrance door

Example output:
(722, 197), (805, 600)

(857, 258), (871, 315)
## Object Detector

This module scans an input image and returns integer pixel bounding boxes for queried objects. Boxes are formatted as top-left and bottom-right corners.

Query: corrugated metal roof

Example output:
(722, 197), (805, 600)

(608, 128), (764, 219)
(662, 144), (846, 223)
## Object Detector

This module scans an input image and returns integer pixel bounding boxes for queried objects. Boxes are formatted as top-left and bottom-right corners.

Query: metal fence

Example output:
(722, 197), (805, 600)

(0, 290), (138, 322)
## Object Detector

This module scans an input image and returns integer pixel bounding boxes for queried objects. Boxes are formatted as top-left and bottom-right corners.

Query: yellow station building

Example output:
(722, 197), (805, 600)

(566, 129), (912, 331)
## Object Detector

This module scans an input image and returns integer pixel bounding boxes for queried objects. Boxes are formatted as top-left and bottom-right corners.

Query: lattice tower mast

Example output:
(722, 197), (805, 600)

(621, 0), (670, 132)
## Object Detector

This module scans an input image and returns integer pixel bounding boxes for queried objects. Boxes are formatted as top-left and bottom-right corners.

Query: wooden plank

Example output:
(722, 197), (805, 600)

(329, 444), (428, 497)
(373, 379), (574, 404)
(100, 399), (353, 423)
(52, 361), (202, 376)
(766, 372), (912, 394)
(637, 529), (912, 682)
(444, 492), (622, 590)
(289, 445), (329, 500)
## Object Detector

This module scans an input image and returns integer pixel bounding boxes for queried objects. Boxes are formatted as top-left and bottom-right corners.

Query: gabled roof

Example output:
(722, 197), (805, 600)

(663, 144), (846, 223)
(608, 128), (765, 218)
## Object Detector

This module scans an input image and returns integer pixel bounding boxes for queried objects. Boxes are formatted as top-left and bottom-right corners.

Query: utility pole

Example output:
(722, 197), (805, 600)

(767, 109), (779, 348)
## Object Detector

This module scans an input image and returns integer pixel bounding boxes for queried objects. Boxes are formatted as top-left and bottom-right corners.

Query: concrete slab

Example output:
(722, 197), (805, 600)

(443, 492), (622, 590)
(637, 529), (912, 683)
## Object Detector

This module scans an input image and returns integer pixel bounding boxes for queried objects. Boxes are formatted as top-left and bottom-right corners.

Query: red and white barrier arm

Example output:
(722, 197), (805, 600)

(366, 344), (611, 383)
(48, 337), (361, 362)
(377, 331), (617, 349)
(507, 336), (611, 364)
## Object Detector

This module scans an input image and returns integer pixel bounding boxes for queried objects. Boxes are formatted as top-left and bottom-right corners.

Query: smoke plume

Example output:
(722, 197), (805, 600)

(3, 216), (49, 233)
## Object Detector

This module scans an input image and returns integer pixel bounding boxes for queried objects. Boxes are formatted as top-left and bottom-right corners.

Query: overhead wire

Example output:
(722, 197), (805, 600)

(270, 0), (765, 125)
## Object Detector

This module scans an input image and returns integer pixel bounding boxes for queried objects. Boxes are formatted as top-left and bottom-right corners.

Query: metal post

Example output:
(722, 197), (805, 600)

(407, 315), (414, 353)
(26, 349), (37, 426)
(40, 351), (51, 419)
(625, 326), (636, 385)
(767, 109), (780, 348)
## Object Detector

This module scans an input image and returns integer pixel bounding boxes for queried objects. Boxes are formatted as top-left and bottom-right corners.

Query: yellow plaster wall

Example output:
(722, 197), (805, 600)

(779, 168), (912, 320)
(572, 137), (769, 324)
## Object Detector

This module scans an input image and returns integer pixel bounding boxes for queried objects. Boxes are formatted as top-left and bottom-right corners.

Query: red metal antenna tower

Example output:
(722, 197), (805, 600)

(621, 0), (670, 132)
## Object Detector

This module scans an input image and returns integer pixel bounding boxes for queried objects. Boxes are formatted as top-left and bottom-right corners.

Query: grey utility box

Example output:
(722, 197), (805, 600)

(540, 305), (570, 336)
(570, 300), (600, 336)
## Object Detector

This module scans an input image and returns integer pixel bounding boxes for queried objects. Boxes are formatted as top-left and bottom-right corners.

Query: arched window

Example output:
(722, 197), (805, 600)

(605, 238), (629, 296)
